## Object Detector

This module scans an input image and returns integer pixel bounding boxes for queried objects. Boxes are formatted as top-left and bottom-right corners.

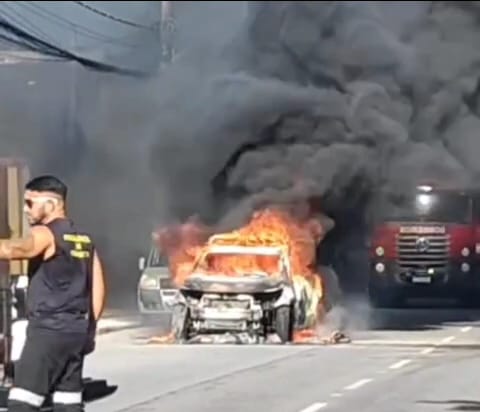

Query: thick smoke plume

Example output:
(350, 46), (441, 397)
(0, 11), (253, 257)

(7, 1), (480, 305)
(149, 1), (480, 293)
(152, 1), (478, 216)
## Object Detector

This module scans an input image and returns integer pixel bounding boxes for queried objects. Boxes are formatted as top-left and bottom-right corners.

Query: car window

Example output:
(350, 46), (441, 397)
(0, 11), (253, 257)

(147, 247), (168, 267)
(159, 277), (175, 288)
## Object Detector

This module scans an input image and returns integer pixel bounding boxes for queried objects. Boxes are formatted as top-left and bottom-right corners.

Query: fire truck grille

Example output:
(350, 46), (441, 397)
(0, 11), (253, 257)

(396, 233), (450, 271)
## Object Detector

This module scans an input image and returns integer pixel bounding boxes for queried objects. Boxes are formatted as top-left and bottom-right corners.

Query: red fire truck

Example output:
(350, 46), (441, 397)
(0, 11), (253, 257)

(368, 184), (480, 308)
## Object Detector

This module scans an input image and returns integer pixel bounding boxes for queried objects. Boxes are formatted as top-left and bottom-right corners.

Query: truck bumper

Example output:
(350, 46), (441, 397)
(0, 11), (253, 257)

(0, 378), (117, 410)
(368, 261), (480, 297)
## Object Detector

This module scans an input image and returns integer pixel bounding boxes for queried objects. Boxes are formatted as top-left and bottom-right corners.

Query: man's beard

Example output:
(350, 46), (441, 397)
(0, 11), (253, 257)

(28, 215), (45, 226)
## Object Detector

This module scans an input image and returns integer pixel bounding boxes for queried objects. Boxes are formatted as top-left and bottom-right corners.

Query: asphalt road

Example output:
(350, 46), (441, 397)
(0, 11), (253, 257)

(84, 300), (480, 412)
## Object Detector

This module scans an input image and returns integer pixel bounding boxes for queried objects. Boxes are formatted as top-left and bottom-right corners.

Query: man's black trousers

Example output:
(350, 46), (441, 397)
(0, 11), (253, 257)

(8, 327), (87, 412)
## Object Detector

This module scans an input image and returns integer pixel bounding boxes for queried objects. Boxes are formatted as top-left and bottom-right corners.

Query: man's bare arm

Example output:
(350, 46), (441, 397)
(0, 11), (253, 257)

(0, 226), (53, 262)
(92, 250), (106, 321)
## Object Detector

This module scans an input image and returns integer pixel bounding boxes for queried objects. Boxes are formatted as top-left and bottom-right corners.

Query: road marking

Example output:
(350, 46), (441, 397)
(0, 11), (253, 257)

(352, 339), (439, 346)
(299, 402), (327, 412)
(299, 329), (467, 412)
(440, 336), (455, 344)
(389, 359), (412, 370)
(345, 378), (372, 390)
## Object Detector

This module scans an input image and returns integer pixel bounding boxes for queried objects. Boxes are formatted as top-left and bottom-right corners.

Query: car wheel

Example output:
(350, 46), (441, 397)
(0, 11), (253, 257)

(274, 304), (294, 343)
(172, 304), (190, 342)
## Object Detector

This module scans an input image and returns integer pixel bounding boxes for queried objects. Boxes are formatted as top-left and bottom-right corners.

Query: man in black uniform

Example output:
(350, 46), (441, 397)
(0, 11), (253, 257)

(0, 175), (106, 412)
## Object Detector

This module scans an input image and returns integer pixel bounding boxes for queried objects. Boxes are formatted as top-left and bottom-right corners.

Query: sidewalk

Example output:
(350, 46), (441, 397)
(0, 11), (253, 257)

(96, 309), (142, 335)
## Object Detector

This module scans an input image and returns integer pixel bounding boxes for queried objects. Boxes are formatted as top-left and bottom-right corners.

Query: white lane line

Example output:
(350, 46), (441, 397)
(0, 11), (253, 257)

(420, 347), (435, 355)
(461, 326), (472, 333)
(440, 336), (455, 344)
(389, 359), (412, 370)
(352, 339), (433, 346)
(299, 402), (328, 412)
(331, 393), (343, 398)
(344, 378), (372, 391)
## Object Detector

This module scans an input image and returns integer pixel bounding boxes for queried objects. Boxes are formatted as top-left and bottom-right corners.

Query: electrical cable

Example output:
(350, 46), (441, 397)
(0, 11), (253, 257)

(18, 2), (142, 49)
(0, 3), (55, 44)
(72, 1), (154, 30)
(0, 16), (148, 77)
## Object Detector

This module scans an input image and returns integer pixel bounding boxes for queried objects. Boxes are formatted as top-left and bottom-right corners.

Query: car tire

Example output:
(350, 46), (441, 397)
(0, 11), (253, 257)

(275, 304), (294, 343)
(172, 304), (191, 342)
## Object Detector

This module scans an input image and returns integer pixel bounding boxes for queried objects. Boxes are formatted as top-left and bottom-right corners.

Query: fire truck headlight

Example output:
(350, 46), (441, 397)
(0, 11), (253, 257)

(375, 263), (385, 273)
(461, 247), (470, 257)
(375, 247), (384, 257)
(461, 263), (470, 273)
(476, 243), (480, 254)
(417, 194), (432, 207)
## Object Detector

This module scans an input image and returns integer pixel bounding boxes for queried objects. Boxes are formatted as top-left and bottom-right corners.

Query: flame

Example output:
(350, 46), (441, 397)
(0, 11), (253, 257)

(154, 207), (328, 340)
(154, 215), (212, 286)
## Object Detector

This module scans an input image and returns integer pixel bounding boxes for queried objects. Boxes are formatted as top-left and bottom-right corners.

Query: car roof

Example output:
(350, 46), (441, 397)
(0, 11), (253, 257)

(203, 245), (286, 256)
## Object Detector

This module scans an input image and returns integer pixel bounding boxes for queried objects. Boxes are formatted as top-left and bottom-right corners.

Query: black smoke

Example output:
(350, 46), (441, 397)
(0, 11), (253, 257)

(148, 1), (480, 292)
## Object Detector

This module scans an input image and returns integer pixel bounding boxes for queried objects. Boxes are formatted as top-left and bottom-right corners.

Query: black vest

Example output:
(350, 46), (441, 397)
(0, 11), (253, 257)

(27, 218), (94, 334)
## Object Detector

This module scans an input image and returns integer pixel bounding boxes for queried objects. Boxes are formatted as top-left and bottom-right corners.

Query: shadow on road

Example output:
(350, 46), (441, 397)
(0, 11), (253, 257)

(84, 380), (118, 403)
(368, 308), (480, 331)
(342, 294), (480, 332)
(418, 400), (480, 411)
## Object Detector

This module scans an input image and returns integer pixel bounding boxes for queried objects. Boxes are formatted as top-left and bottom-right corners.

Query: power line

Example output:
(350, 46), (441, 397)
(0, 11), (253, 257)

(73, 1), (155, 31)
(0, 32), (40, 52)
(0, 17), (148, 77)
(17, 2), (141, 49)
(0, 3), (55, 44)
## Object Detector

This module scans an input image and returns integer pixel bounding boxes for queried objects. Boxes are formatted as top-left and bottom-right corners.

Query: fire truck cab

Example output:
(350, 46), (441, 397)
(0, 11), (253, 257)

(368, 184), (480, 307)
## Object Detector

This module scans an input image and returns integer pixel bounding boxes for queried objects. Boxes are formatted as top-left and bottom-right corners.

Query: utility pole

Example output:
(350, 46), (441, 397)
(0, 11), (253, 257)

(159, 1), (176, 68)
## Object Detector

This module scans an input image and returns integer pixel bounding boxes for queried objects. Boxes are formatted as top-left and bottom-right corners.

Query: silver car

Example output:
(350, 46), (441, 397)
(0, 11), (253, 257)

(137, 246), (178, 314)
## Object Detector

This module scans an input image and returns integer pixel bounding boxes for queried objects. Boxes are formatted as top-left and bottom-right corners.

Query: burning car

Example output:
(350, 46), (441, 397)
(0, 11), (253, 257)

(155, 208), (342, 344)
(368, 184), (480, 307)
(171, 241), (315, 343)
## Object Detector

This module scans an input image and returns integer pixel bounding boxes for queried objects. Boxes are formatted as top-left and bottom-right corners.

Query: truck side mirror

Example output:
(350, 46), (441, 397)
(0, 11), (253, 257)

(138, 257), (146, 272)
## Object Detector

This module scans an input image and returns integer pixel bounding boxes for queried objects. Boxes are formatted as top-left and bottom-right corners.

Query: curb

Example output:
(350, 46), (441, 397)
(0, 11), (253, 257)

(96, 317), (141, 336)
(97, 324), (140, 335)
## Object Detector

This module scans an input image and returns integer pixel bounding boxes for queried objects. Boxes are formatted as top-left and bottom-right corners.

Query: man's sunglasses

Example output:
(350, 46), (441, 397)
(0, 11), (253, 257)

(24, 196), (59, 209)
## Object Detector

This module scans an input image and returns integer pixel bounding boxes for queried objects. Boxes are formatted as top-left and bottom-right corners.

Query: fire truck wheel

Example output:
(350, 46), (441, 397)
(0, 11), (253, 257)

(275, 304), (294, 343)
(319, 266), (343, 313)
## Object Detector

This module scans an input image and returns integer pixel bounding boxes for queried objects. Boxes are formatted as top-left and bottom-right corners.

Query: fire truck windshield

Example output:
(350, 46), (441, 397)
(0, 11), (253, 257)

(379, 192), (472, 224)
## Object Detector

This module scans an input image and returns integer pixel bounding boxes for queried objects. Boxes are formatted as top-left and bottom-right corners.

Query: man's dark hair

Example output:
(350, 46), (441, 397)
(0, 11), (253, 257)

(25, 175), (68, 201)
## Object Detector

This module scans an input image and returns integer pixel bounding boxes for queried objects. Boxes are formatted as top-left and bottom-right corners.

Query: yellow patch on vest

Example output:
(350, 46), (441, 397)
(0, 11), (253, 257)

(63, 234), (91, 259)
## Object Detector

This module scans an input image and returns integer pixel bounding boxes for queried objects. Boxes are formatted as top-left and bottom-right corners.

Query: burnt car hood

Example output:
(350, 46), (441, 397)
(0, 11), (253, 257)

(181, 273), (285, 294)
